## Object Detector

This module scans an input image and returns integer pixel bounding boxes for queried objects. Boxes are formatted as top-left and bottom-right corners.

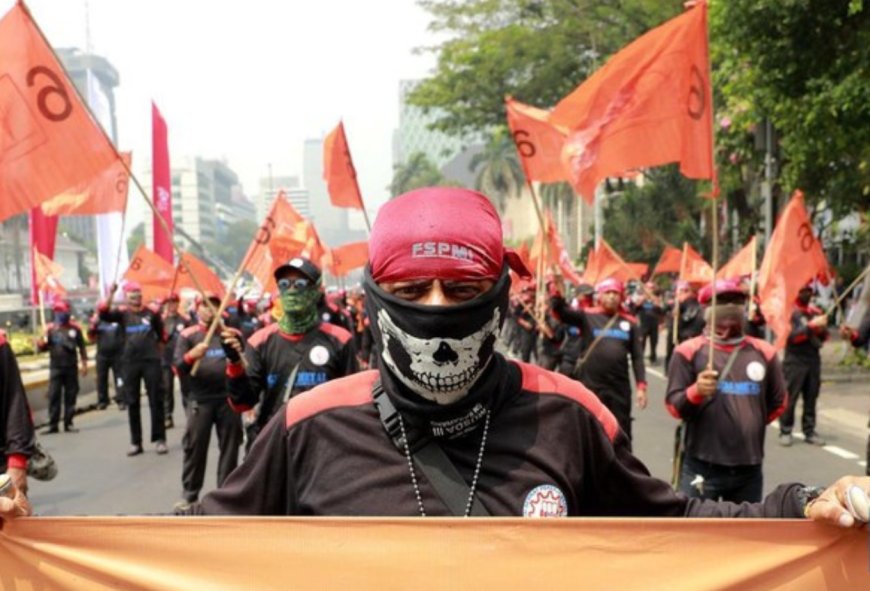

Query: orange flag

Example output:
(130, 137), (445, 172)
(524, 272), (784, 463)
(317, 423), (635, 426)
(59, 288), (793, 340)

(261, 219), (328, 293)
(40, 152), (131, 216)
(717, 236), (757, 280)
(242, 192), (307, 290)
(0, 2), (118, 222)
(758, 191), (830, 349)
(176, 252), (225, 299)
(323, 121), (365, 210)
(505, 97), (567, 184)
(124, 245), (175, 302)
(325, 241), (369, 277)
(33, 251), (66, 298)
(583, 240), (644, 285)
(679, 242), (714, 284)
(550, 2), (714, 202)
(627, 262), (649, 280)
(652, 245), (682, 275)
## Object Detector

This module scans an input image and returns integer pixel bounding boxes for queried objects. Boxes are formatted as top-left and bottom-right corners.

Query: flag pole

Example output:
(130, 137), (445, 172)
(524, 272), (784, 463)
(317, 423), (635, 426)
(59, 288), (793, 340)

(708, 200), (719, 371)
(672, 244), (688, 347)
(37, 288), (46, 334)
(747, 236), (758, 321)
(829, 264), (870, 315)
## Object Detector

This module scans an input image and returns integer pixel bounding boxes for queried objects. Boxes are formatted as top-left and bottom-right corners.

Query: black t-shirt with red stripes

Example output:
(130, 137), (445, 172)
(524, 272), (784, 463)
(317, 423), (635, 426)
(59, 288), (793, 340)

(197, 354), (805, 518)
(227, 321), (358, 428)
(666, 335), (788, 466)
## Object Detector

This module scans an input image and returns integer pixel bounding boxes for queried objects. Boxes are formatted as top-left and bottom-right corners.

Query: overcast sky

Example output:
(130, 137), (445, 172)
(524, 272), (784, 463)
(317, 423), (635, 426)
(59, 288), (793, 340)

(5, 0), (438, 227)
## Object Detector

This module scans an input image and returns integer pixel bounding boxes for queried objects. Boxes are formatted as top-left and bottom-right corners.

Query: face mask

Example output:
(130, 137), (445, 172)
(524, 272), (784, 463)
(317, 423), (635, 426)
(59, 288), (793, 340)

(54, 312), (70, 325)
(278, 286), (320, 334)
(797, 293), (811, 306)
(704, 303), (745, 342)
(365, 266), (509, 406)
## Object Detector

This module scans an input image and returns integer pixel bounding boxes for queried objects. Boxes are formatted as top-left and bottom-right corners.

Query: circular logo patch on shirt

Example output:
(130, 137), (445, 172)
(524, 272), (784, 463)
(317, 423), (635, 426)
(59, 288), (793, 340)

(321, 313), (331, 321)
(523, 484), (568, 518)
(68, 329), (77, 339)
(142, 317), (150, 325)
(619, 320), (631, 332)
(309, 345), (330, 366)
(746, 361), (766, 382)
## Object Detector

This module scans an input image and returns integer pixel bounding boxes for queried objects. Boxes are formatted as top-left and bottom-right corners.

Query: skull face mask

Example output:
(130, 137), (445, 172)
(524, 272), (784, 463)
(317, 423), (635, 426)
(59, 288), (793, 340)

(365, 267), (510, 406)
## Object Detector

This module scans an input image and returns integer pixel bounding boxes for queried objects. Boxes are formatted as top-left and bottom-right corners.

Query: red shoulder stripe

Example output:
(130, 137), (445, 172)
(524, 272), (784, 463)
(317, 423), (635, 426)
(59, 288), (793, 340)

(285, 370), (378, 428)
(180, 324), (204, 339)
(318, 321), (352, 345)
(744, 336), (777, 362)
(675, 335), (707, 362)
(0, 329), (6, 346)
(516, 361), (619, 442)
(248, 323), (280, 348)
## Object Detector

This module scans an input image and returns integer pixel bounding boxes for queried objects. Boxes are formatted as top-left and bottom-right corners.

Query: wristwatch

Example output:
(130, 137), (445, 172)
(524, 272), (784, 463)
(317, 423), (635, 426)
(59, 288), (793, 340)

(797, 485), (826, 518)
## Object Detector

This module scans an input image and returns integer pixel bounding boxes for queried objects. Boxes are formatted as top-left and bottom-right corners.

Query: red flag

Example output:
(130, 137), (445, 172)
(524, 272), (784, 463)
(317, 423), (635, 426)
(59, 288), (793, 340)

(243, 191), (307, 289)
(758, 191), (830, 349)
(0, 2), (118, 222)
(679, 242), (714, 284)
(505, 98), (567, 184)
(176, 252), (225, 299)
(40, 152), (131, 216)
(550, 2), (714, 202)
(323, 121), (365, 210)
(583, 240), (643, 285)
(652, 245), (683, 276)
(152, 102), (173, 263)
(717, 236), (757, 280)
(124, 245), (175, 302)
(33, 251), (65, 299)
(29, 207), (58, 305)
(627, 262), (649, 280)
(325, 241), (369, 277)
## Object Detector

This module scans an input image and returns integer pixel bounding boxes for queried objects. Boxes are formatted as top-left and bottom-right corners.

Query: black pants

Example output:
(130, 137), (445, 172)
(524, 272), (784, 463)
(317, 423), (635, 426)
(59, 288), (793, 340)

(124, 360), (165, 445)
(181, 398), (242, 502)
(96, 353), (122, 405)
(519, 330), (536, 363)
(641, 323), (658, 362)
(48, 367), (79, 428)
(779, 356), (821, 436)
(537, 353), (561, 371)
(162, 366), (176, 419)
(679, 456), (763, 503)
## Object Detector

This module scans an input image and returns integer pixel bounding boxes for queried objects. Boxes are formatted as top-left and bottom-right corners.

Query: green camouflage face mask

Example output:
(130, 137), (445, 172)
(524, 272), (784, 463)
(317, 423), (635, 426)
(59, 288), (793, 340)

(278, 287), (320, 334)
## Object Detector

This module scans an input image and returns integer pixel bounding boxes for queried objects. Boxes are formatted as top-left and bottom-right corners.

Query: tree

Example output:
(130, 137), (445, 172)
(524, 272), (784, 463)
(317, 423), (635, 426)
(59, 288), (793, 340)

(205, 218), (259, 271)
(126, 222), (144, 257)
(469, 129), (525, 213)
(389, 152), (450, 197)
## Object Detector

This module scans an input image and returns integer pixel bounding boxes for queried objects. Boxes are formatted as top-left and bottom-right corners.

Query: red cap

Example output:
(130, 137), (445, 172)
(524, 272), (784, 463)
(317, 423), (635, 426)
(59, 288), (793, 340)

(596, 278), (625, 295)
(164, 292), (180, 303)
(123, 281), (142, 293)
(52, 301), (71, 313)
(699, 278), (746, 305)
(368, 187), (530, 283)
(195, 292), (222, 307)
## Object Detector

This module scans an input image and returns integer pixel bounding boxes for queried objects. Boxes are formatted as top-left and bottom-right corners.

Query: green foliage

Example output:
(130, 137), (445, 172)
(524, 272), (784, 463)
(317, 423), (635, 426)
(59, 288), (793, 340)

(389, 152), (453, 197)
(9, 332), (36, 357)
(204, 219), (260, 271)
(126, 222), (145, 257)
(469, 129), (525, 212)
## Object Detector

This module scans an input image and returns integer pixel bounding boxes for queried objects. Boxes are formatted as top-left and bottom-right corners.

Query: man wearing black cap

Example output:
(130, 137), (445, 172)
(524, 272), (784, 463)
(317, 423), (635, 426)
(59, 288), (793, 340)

(37, 301), (88, 434)
(173, 293), (243, 511)
(220, 257), (358, 449)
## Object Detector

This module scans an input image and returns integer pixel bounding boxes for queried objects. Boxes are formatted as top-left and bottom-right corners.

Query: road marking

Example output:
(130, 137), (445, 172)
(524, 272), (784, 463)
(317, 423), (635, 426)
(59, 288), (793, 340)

(647, 368), (666, 380)
(822, 445), (860, 460)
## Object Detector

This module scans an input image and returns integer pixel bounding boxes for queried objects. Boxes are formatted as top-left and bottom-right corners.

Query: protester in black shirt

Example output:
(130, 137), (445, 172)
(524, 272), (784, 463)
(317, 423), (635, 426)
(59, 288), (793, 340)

(0, 329), (35, 518)
(99, 282), (168, 456)
(37, 301), (88, 434)
(170, 187), (869, 527)
(666, 279), (788, 502)
(161, 293), (191, 429)
(665, 281), (706, 369)
(88, 305), (125, 410)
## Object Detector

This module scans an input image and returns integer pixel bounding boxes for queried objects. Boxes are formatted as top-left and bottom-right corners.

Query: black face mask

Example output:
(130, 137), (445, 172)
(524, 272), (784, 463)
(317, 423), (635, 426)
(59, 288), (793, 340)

(797, 292), (811, 306)
(364, 266), (510, 406)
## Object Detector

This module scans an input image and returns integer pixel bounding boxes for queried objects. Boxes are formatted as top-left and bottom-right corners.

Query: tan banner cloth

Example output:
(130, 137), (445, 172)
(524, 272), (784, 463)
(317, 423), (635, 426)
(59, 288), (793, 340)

(1, 517), (867, 590)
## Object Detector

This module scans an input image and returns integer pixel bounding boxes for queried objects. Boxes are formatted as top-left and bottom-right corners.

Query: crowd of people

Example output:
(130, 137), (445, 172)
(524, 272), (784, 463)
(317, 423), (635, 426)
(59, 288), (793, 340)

(2, 187), (869, 530)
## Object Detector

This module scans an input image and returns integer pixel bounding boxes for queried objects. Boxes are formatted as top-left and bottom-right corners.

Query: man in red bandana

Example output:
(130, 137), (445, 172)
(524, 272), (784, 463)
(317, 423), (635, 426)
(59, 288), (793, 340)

(163, 187), (868, 528)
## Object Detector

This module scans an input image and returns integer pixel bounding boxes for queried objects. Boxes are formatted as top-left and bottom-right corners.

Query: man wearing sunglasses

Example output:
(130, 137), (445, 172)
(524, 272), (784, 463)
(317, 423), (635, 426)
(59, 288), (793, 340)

(666, 279), (788, 503)
(220, 257), (358, 448)
(169, 187), (869, 527)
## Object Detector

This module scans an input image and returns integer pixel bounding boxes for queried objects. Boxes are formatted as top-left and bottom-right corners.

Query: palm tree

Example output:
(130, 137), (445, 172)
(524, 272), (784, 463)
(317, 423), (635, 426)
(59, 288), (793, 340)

(469, 129), (524, 213)
(389, 152), (448, 198)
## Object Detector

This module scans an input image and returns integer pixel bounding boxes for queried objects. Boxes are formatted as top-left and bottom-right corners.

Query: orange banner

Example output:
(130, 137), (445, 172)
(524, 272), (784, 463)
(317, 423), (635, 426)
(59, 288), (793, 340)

(652, 244), (682, 276)
(123, 245), (175, 302)
(679, 242), (714, 284)
(550, 2), (714, 202)
(325, 241), (369, 277)
(0, 2), (119, 222)
(33, 251), (65, 298)
(0, 518), (867, 590)
(323, 121), (365, 210)
(759, 191), (830, 349)
(176, 251), (225, 299)
(39, 152), (131, 216)
(242, 192), (307, 290)
(583, 239), (643, 285)
(505, 97), (567, 184)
